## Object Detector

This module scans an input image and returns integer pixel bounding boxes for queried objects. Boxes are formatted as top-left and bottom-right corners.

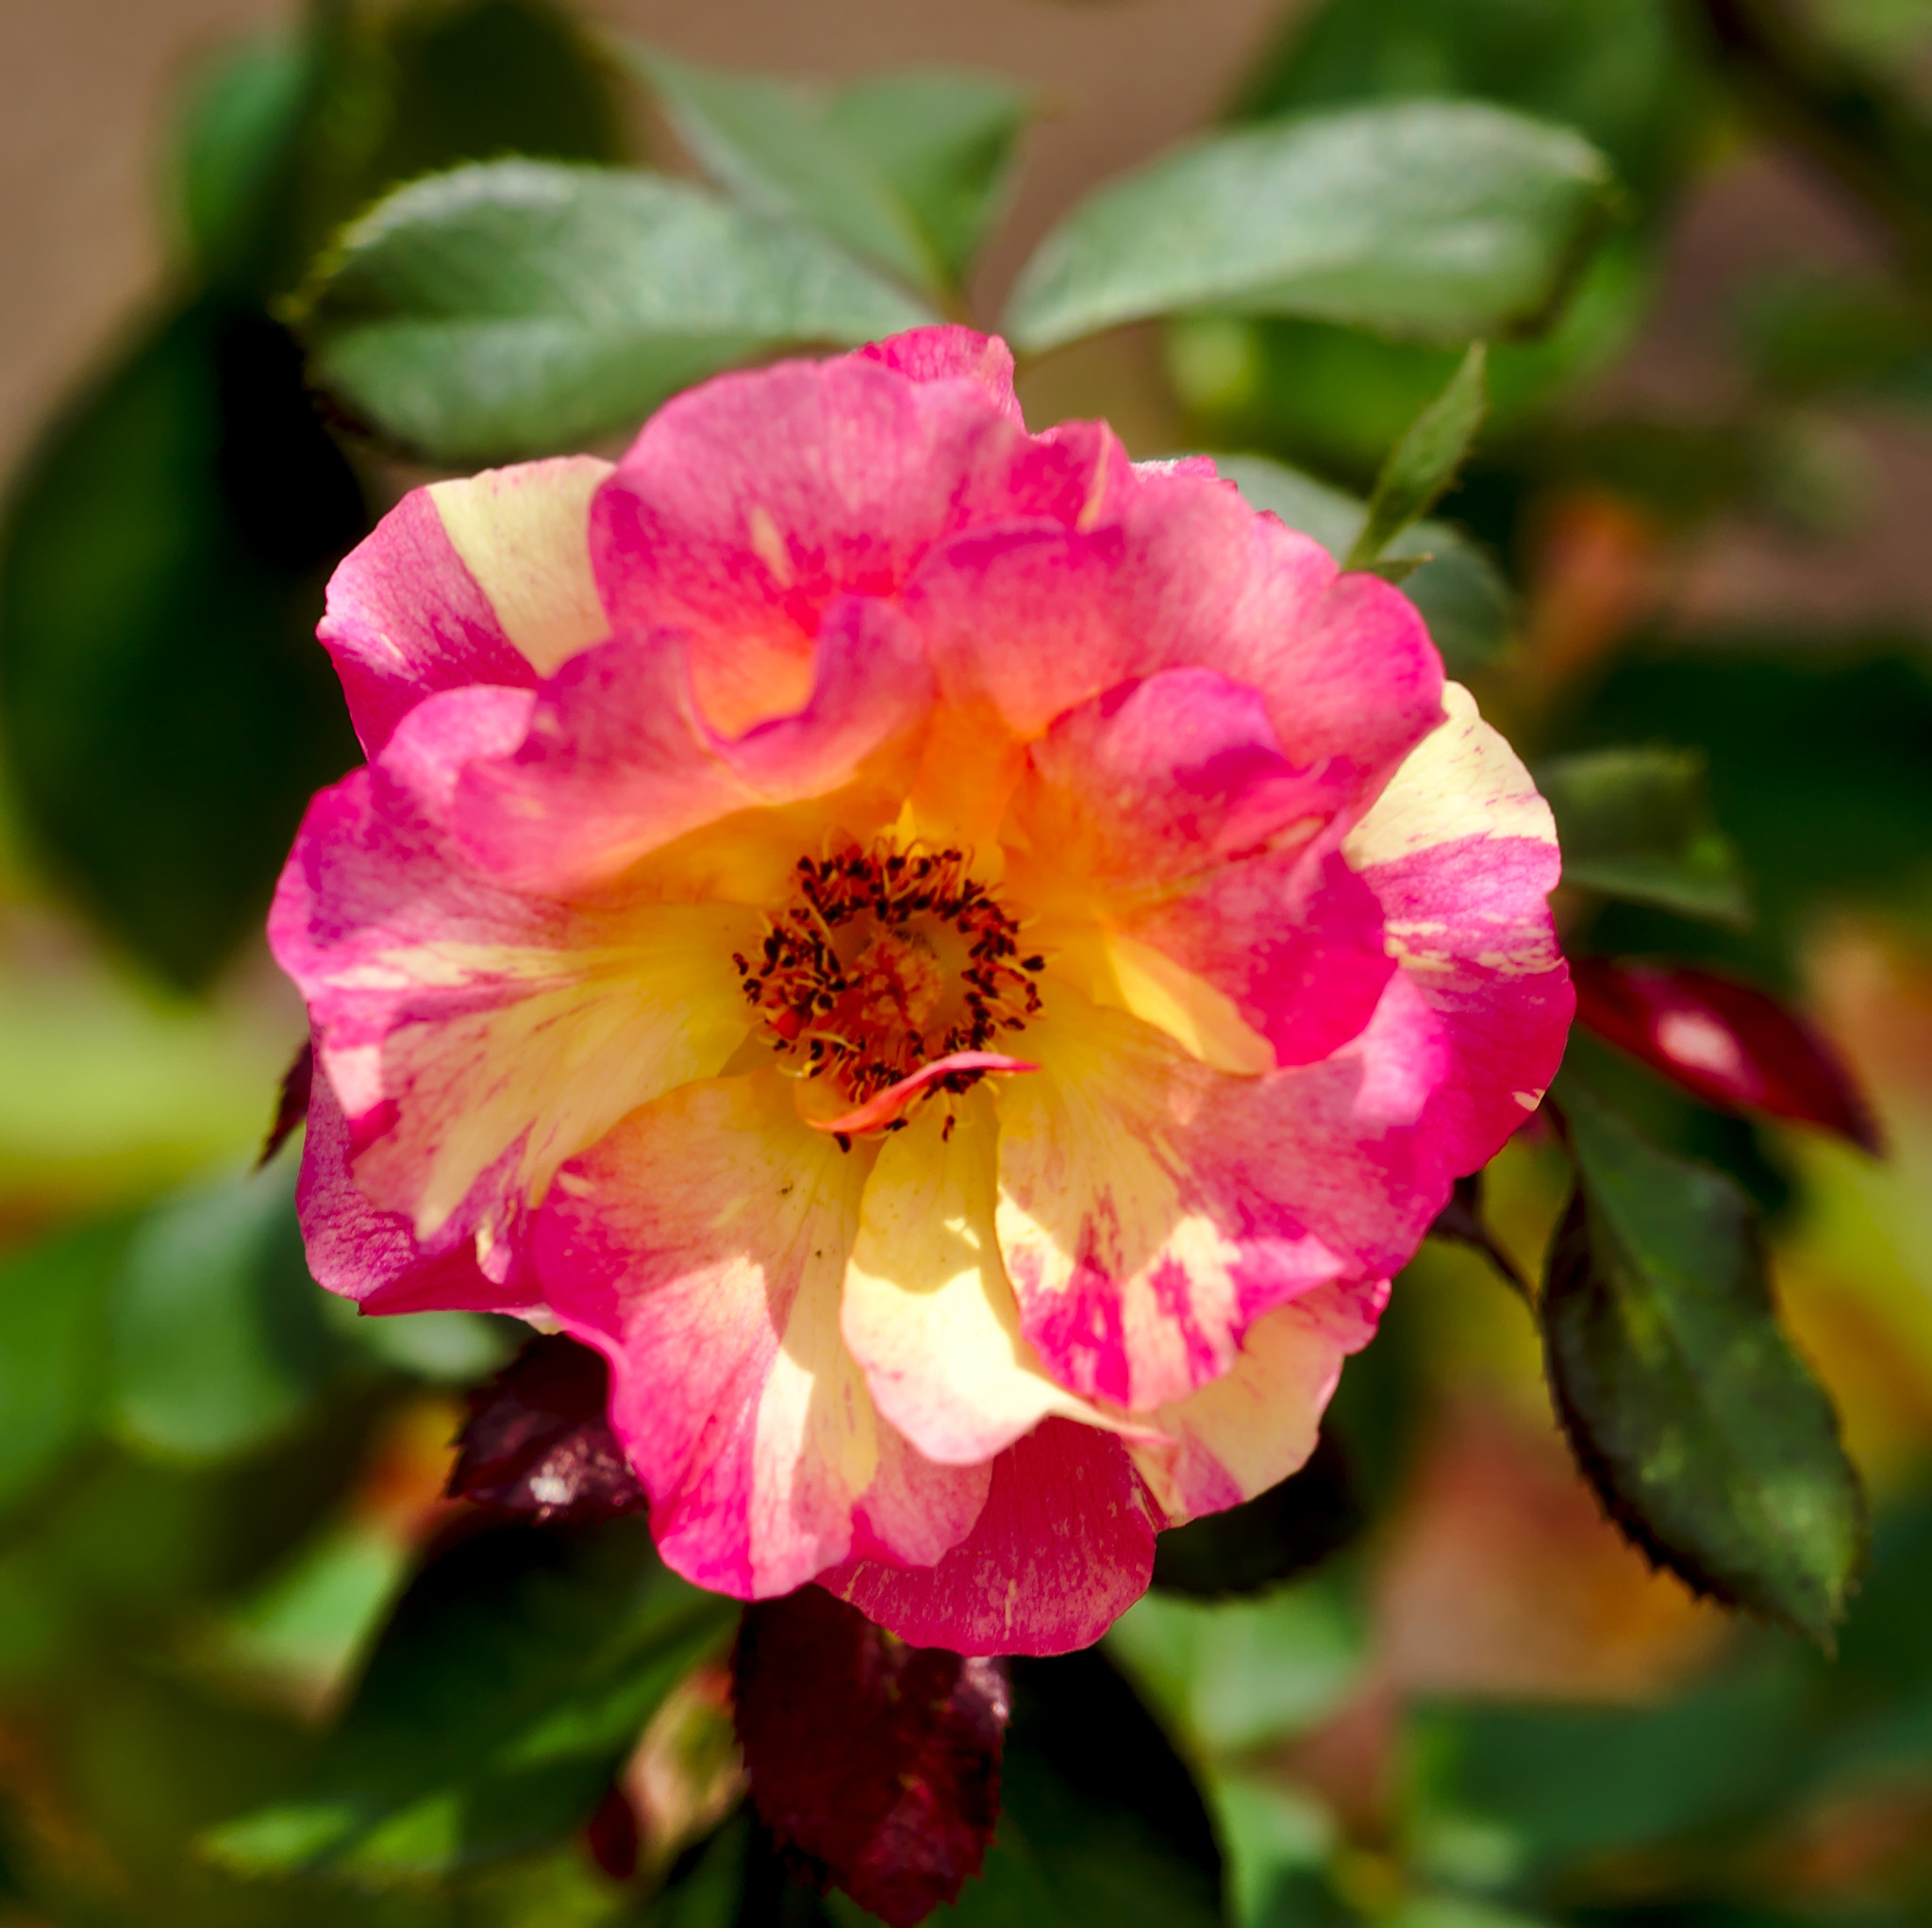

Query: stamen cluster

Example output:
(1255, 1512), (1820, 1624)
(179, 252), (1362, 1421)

(734, 845), (1044, 1108)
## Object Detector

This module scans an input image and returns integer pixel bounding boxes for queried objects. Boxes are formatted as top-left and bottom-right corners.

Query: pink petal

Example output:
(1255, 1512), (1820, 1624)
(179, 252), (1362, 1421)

(296, 1051), (539, 1316)
(995, 979), (1449, 1412)
(841, 1095), (1131, 1467)
(589, 356), (1111, 739)
(321, 457), (610, 756)
(532, 1073), (988, 1597)
(1130, 1279), (1386, 1525)
(824, 1418), (1161, 1655)
(1343, 683), (1574, 1175)
(849, 325), (1024, 420)
(271, 686), (756, 1265)
(453, 596), (934, 896)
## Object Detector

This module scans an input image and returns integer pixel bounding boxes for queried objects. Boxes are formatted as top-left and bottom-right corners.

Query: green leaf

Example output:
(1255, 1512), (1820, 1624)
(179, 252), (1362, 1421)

(0, 295), (364, 988)
(369, 0), (625, 186)
(1233, 0), (1702, 214)
(205, 1518), (735, 1880)
(636, 47), (941, 293)
(940, 1650), (1224, 1926)
(299, 158), (935, 464)
(1409, 1654), (1811, 1886)
(171, 29), (319, 286)
(827, 70), (1033, 291)
(1003, 101), (1618, 356)
(0, 1218), (134, 1516)
(1216, 452), (1516, 677)
(1542, 1076), (1867, 1645)
(1347, 342), (1488, 568)
(108, 1159), (346, 1464)
(1536, 745), (1751, 925)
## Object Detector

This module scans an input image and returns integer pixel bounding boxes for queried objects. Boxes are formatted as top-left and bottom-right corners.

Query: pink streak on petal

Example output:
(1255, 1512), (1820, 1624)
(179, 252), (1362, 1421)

(823, 1419), (1161, 1655)
(850, 326), (1023, 420)
(1132, 1278), (1386, 1526)
(533, 1075), (985, 1598)
(1126, 845), (1395, 1069)
(998, 976), (1450, 1412)
(803, 1053), (1039, 1138)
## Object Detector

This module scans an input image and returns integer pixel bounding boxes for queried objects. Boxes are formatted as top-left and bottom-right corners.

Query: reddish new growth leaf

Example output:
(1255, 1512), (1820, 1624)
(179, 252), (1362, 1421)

(583, 1781), (640, 1883)
(447, 1334), (648, 1522)
(1574, 957), (1881, 1153)
(734, 1587), (1010, 1927)
(258, 1038), (313, 1168)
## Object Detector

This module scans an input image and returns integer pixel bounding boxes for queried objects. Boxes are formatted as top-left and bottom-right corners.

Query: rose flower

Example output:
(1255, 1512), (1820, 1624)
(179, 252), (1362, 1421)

(272, 326), (1571, 1654)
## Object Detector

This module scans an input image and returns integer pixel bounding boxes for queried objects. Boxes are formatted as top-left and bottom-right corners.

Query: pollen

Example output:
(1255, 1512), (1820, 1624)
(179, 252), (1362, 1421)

(733, 843), (1043, 1112)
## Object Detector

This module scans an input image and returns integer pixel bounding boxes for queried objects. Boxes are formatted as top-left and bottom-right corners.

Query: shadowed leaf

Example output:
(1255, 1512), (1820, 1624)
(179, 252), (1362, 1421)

(448, 1333), (647, 1524)
(1543, 1076), (1865, 1645)
(735, 1587), (1008, 1925)
(1538, 745), (1751, 925)
(1347, 341), (1488, 567)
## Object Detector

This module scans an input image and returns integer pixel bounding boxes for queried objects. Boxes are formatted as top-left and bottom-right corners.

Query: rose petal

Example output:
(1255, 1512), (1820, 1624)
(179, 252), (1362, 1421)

(532, 1072), (987, 1597)
(321, 456), (610, 755)
(824, 1418), (1160, 1656)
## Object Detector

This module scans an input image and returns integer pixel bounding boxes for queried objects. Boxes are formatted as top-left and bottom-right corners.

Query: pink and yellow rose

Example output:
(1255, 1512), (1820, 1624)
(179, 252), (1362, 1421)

(271, 326), (1571, 1654)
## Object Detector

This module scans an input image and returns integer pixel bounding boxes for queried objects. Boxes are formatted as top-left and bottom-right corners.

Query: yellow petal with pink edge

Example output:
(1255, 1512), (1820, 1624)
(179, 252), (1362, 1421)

(841, 1091), (1144, 1465)
(1129, 1279), (1385, 1524)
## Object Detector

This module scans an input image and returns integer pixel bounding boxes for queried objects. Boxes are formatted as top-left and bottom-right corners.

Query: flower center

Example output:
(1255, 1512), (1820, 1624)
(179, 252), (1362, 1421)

(734, 845), (1043, 1111)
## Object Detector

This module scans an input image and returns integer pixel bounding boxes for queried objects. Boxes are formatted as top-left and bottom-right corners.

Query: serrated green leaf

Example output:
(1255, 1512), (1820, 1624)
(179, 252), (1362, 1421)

(635, 46), (941, 293)
(1004, 101), (1617, 355)
(1216, 452), (1516, 677)
(299, 158), (934, 463)
(205, 1519), (735, 1880)
(827, 70), (1033, 291)
(1537, 745), (1751, 924)
(1542, 1077), (1866, 1646)
(1347, 342), (1488, 567)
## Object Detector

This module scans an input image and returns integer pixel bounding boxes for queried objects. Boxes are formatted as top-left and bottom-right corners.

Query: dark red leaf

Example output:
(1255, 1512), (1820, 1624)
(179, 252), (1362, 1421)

(584, 1780), (640, 1882)
(258, 1038), (314, 1168)
(734, 1587), (1009, 1927)
(447, 1334), (649, 1522)
(1573, 956), (1881, 1153)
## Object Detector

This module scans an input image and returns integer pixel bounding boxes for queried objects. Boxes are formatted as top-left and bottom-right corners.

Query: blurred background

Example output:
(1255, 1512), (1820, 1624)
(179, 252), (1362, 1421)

(4, 1), (1932, 1923)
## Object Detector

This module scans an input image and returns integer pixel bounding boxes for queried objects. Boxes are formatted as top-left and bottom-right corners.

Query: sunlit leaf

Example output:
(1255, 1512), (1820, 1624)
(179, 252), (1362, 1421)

(1573, 957), (1881, 1151)
(205, 1518), (735, 1879)
(1537, 745), (1751, 925)
(828, 71), (1034, 290)
(298, 159), (935, 463)
(1217, 452), (1516, 677)
(636, 46), (941, 291)
(736, 1587), (1008, 1925)
(1004, 101), (1617, 355)
(1543, 1077), (1866, 1645)
(1347, 342), (1489, 568)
